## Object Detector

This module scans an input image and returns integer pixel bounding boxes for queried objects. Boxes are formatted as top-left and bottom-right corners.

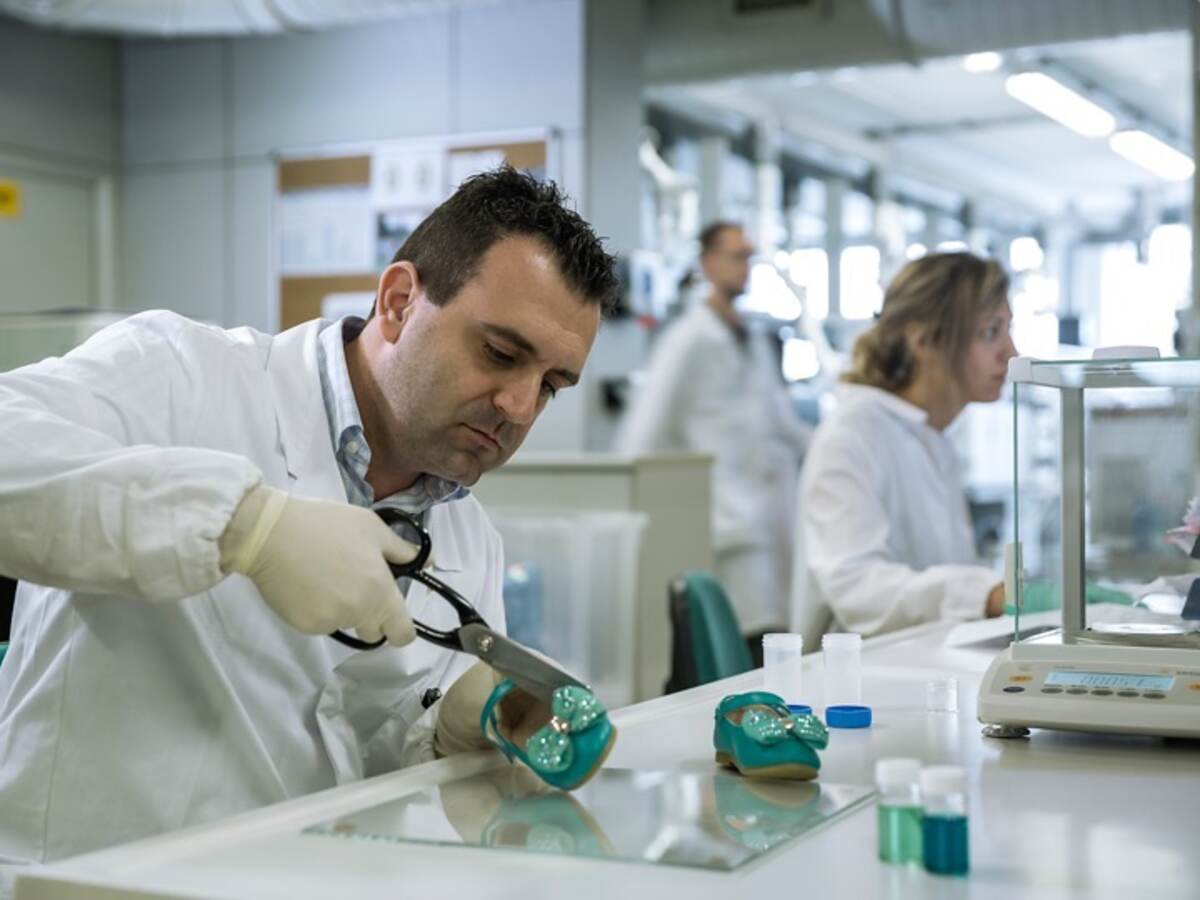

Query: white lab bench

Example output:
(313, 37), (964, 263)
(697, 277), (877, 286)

(15, 614), (1200, 899)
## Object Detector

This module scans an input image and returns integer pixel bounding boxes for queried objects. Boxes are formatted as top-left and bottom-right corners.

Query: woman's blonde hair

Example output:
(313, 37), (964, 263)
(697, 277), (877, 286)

(843, 252), (1009, 392)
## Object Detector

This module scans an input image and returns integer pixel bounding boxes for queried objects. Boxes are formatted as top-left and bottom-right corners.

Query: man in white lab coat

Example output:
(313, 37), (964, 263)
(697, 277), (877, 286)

(0, 167), (617, 871)
(617, 223), (811, 643)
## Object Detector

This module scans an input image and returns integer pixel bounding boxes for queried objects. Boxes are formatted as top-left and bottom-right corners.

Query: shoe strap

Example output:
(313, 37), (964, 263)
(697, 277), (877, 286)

(480, 678), (520, 762)
(717, 691), (790, 718)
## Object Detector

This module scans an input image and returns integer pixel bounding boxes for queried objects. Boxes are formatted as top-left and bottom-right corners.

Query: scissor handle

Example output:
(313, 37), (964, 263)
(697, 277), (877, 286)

(329, 507), (484, 652)
(374, 507), (434, 575)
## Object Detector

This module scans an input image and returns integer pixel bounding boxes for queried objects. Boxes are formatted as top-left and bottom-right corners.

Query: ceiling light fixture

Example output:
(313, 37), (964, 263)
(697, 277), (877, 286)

(962, 52), (1002, 73)
(1108, 129), (1195, 181)
(1004, 71), (1115, 138)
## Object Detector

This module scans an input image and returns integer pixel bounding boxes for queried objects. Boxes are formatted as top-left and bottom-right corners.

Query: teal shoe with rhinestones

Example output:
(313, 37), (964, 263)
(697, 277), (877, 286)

(713, 691), (828, 780)
(481, 680), (617, 791)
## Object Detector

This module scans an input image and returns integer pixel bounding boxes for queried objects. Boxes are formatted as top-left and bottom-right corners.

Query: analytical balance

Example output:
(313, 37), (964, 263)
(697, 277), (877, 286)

(978, 355), (1200, 739)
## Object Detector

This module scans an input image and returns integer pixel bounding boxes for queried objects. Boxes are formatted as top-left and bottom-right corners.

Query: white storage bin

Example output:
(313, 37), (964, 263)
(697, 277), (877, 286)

(489, 509), (647, 708)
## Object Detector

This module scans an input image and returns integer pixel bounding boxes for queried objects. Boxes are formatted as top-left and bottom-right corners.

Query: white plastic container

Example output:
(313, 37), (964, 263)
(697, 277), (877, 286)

(762, 632), (804, 703)
(488, 509), (647, 708)
(822, 632), (863, 707)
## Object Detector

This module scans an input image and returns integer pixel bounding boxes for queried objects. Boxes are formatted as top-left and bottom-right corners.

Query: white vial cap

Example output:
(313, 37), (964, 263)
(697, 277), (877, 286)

(875, 757), (921, 788)
(822, 632), (862, 651)
(762, 632), (804, 650)
(920, 765), (966, 796)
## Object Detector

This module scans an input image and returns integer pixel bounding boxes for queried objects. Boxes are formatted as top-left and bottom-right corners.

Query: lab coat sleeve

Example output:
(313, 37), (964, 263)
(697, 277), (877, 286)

(614, 320), (698, 455)
(0, 313), (263, 601)
(396, 514), (508, 769)
(773, 389), (814, 459)
(802, 429), (997, 637)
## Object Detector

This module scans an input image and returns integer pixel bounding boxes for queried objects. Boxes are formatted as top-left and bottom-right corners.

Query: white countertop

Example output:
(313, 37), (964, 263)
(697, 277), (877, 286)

(15, 614), (1200, 899)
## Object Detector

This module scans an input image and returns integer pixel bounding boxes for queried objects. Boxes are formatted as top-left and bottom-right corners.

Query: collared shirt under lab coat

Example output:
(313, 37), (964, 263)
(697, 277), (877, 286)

(791, 383), (997, 650)
(0, 311), (505, 867)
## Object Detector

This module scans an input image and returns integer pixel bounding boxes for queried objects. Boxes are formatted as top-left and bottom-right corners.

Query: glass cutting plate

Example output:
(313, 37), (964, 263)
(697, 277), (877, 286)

(303, 767), (874, 871)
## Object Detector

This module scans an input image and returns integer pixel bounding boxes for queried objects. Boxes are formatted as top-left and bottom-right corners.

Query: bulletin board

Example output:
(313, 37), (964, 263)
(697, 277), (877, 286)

(275, 130), (557, 331)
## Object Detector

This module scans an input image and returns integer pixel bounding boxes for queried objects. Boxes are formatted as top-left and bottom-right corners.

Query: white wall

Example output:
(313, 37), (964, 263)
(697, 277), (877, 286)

(118, 0), (586, 333)
(0, 16), (117, 313)
(581, 0), (647, 451)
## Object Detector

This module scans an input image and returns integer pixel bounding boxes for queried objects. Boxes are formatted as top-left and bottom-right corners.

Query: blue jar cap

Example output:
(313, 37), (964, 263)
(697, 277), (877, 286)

(825, 704), (872, 728)
(787, 704), (813, 716)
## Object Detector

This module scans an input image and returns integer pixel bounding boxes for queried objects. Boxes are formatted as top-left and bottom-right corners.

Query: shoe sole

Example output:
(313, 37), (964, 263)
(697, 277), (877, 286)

(559, 724), (619, 791)
(715, 750), (818, 781)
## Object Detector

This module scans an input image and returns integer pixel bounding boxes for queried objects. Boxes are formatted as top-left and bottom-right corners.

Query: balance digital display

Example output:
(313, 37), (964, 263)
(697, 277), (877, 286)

(1043, 671), (1175, 691)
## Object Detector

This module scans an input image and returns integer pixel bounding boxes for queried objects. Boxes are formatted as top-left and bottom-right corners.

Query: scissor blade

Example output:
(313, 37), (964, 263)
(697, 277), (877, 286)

(457, 623), (587, 702)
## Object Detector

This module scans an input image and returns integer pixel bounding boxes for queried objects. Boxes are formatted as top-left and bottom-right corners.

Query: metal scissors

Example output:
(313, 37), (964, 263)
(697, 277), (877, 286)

(329, 507), (586, 702)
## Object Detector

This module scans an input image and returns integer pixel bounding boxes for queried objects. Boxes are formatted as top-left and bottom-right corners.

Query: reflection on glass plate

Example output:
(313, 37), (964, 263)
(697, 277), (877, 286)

(304, 767), (874, 871)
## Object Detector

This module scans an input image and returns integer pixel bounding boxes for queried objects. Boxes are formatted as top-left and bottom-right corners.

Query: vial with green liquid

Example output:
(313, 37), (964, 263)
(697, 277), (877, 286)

(875, 758), (923, 864)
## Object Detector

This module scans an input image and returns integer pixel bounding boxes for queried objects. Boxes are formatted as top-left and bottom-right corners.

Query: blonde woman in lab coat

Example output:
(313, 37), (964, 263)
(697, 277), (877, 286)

(792, 252), (1017, 648)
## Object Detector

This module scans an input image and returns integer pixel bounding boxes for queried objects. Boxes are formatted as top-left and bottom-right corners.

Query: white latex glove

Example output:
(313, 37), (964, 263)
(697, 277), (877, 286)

(434, 662), (550, 758)
(219, 484), (419, 646)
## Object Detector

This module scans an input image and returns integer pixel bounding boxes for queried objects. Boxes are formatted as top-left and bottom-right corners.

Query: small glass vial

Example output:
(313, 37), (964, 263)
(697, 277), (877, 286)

(875, 758), (923, 864)
(920, 765), (970, 876)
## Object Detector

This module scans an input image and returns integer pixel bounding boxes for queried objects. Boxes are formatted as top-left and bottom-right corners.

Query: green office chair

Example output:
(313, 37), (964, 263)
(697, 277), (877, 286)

(664, 570), (754, 694)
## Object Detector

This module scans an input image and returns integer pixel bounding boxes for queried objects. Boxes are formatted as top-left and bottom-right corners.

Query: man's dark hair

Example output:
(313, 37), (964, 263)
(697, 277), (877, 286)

(386, 165), (619, 315)
(698, 220), (741, 256)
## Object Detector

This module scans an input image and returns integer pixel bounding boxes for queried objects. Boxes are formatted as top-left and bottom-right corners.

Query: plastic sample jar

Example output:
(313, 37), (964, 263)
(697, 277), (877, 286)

(925, 676), (959, 713)
(920, 765), (970, 876)
(822, 632), (863, 707)
(875, 758), (923, 864)
(762, 632), (805, 703)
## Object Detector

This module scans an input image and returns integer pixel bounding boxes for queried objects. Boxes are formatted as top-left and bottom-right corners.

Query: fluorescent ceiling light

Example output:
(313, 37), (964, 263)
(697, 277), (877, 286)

(1108, 129), (1195, 181)
(963, 52), (1002, 73)
(1004, 71), (1115, 138)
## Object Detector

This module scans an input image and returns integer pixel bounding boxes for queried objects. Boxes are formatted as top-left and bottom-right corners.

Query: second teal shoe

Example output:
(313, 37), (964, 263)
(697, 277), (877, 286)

(713, 691), (828, 780)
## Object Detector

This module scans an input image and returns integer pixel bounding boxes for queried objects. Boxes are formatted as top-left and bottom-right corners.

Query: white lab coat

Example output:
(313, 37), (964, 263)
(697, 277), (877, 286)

(617, 302), (811, 631)
(0, 311), (504, 867)
(791, 383), (997, 650)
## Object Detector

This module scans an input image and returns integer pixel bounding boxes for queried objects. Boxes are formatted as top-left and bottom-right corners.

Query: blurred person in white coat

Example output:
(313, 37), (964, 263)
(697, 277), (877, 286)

(792, 252), (1017, 650)
(617, 222), (812, 645)
(0, 168), (617, 872)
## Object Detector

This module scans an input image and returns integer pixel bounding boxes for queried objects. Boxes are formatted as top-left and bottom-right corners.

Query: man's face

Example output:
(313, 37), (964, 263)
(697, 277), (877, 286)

(701, 226), (754, 298)
(370, 236), (600, 486)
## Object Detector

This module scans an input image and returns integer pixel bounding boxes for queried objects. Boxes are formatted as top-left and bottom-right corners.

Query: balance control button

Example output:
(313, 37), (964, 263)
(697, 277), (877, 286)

(1142, 692), (1167, 700)
(1040, 687), (1063, 694)
(1066, 688), (1088, 695)
(1116, 691), (1139, 698)
(1002, 686), (1025, 694)
(1090, 689), (1113, 696)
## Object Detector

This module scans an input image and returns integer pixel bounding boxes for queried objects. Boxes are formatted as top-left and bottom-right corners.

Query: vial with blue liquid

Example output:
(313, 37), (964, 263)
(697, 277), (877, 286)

(919, 765), (969, 876)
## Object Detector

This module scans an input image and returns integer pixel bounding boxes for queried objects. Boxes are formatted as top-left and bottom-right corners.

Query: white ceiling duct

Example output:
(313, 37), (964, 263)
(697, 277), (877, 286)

(0, 0), (506, 37)
(646, 0), (1189, 85)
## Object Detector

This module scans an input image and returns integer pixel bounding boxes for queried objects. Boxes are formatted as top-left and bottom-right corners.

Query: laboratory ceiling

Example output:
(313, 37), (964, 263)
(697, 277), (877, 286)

(650, 30), (1192, 232)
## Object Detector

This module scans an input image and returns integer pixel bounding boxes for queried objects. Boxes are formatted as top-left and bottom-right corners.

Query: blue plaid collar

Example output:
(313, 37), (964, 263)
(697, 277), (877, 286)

(316, 317), (468, 513)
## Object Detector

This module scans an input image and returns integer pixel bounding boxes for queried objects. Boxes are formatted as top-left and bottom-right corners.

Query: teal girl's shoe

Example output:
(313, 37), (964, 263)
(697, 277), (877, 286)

(481, 680), (617, 792)
(713, 692), (828, 780)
